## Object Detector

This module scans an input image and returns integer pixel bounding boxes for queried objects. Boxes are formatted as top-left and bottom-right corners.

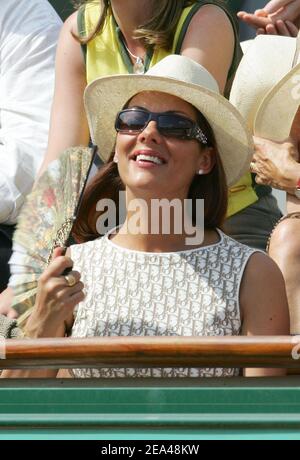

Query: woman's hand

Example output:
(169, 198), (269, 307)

(0, 248), (84, 379)
(238, 0), (300, 36)
(251, 136), (300, 193)
(0, 287), (17, 318)
(24, 247), (85, 338)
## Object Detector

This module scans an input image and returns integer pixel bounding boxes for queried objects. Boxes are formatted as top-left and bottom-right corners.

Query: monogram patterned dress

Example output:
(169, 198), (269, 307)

(70, 229), (257, 378)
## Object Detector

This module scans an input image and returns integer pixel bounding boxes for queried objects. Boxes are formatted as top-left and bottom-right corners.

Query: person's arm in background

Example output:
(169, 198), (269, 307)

(240, 252), (290, 377)
(0, 0), (62, 224)
(252, 136), (300, 214)
(251, 106), (300, 204)
(180, 4), (235, 94)
(252, 137), (300, 192)
(238, 0), (300, 35)
(38, 12), (90, 176)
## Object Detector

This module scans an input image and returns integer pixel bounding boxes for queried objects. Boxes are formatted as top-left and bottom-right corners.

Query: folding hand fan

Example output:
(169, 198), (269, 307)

(8, 145), (98, 320)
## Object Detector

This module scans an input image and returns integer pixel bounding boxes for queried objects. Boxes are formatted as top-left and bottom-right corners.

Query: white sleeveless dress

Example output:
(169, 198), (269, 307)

(70, 229), (257, 378)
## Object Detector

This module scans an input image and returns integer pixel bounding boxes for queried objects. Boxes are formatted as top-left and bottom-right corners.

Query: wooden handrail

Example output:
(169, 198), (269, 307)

(1, 336), (300, 369)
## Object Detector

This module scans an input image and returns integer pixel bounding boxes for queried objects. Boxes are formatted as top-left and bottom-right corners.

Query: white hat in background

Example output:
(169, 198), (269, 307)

(230, 33), (300, 141)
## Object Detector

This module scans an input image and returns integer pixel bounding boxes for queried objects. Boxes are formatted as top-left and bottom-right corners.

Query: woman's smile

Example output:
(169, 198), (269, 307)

(129, 148), (168, 169)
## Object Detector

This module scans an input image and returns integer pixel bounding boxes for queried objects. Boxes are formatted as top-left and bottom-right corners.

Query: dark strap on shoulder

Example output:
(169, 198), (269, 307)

(174, 2), (204, 55)
(174, 1), (242, 98)
(77, 5), (87, 64)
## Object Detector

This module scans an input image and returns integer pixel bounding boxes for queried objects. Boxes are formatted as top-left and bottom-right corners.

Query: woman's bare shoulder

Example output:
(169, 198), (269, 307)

(64, 10), (79, 33)
(189, 2), (234, 33)
(240, 251), (289, 334)
(243, 251), (283, 284)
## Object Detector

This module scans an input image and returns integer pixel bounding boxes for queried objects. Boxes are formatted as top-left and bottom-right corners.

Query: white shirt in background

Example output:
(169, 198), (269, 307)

(0, 0), (62, 224)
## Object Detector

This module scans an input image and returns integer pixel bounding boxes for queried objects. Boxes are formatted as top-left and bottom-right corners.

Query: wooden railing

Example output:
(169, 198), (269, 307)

(1, 335), (300, 369)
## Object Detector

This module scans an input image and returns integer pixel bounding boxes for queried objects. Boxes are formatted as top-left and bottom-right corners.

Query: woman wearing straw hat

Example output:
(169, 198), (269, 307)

(1, 0), (289, 318)
(242, 16), (300, 338)
(250, 137), (300, 330)
(0, 0), (252, 317)
(230, 32), (300, 333)
(4, 56), (289, 379)
(252, 112), (300, 337)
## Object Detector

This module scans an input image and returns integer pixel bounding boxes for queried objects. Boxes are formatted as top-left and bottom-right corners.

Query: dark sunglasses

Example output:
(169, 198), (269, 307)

(115, 108), (208, 144)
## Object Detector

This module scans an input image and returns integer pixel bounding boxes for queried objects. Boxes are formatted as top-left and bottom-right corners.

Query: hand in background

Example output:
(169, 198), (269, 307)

(260, 0), (300, 17)
(238, 0), (300, 36)
(251, 136), (300, 193)
(255, 18), (299, 35)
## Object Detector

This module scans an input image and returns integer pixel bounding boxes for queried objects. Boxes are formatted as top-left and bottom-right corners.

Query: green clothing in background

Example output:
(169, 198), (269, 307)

(48, 0), (75, 21)
(49, 0), (243, 21)
(48, 1), (245, 22)
(228, 1), (243, 14)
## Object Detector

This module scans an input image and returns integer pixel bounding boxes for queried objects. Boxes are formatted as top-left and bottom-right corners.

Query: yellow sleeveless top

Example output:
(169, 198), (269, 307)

(78, 1), (258, 217)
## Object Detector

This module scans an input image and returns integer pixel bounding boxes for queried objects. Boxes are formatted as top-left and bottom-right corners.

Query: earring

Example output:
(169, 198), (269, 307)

(197, 169), (204, 175)
(113, 153), (118, 163)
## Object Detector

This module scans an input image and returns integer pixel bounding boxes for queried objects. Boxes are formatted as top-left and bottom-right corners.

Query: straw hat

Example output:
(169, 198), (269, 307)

(230, 34), (300, 141)
(84, 55), (253, 187)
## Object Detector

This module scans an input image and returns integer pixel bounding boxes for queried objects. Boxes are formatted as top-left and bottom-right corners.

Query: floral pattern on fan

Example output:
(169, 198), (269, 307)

(9, 146), (96, 317)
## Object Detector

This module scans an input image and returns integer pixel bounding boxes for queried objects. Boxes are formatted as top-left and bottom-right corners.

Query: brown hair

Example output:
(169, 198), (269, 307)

(72, 110), (228, 243)
(73, 0), (196, 49)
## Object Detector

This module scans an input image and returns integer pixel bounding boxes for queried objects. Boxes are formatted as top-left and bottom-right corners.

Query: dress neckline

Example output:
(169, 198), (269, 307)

(104, 226), (224, 256)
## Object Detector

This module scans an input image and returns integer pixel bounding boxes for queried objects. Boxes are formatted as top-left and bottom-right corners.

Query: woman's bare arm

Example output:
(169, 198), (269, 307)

(240, 252), (290, 377)
(180, 4), (235, 93)
(38, 12), (90, 176)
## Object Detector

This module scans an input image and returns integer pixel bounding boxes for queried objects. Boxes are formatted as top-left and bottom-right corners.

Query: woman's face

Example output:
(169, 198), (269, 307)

(115, 91), (214, 199)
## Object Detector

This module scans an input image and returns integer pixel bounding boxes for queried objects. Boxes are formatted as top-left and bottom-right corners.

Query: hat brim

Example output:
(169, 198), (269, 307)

(254, 64), (300, 141)
(84, 74), (253, 187)
(230, 35), (297, 133)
